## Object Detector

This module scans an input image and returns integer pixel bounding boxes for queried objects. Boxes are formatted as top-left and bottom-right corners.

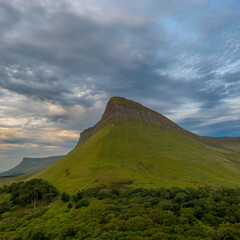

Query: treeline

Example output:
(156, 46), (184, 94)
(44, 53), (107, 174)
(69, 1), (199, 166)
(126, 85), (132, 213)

(58, 184), (240, 239)
(1, 181), (240, 239)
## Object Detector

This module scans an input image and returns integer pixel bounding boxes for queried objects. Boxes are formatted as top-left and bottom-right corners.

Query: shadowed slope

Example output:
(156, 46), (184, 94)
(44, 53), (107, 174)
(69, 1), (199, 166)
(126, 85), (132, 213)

(1, 156), (64, 177)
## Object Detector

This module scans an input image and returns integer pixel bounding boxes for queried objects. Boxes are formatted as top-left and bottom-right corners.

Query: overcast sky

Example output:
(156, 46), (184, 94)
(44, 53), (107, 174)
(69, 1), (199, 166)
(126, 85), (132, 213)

(0, 0), (240, 171)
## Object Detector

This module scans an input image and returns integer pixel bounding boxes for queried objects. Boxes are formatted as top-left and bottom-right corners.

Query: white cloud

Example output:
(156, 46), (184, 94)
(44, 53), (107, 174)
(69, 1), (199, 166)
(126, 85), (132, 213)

(0, 0), (240, 170)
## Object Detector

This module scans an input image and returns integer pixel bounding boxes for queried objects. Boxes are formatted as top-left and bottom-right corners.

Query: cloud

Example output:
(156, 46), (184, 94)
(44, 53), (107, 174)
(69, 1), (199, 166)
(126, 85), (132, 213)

(0, 0), (240, 170)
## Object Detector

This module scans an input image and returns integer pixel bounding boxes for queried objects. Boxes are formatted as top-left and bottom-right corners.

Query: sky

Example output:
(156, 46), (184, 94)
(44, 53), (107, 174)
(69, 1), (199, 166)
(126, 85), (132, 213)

(0, 0), (240, 171)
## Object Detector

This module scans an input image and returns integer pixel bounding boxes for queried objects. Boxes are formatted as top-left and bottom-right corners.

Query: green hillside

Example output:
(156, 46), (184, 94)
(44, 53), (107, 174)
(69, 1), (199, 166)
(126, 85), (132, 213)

(29, 97), (240, 193)
(204, 136), (240, 152)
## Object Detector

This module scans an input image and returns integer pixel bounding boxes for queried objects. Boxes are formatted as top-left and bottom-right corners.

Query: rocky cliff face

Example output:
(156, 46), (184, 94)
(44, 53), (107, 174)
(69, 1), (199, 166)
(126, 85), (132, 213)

(76, 97), (194, 147)
(77, 126), (95, 146)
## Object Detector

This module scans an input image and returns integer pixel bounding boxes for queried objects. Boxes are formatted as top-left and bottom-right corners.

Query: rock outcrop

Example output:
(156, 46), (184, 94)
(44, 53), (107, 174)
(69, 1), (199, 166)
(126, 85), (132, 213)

(76, 97), (195, 147)
(77, 126), (95, 146)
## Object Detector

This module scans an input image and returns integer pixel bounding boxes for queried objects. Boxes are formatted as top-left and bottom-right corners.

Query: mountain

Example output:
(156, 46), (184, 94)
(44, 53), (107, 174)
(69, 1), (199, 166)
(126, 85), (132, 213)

(29, 97), (240, 193)
(0, 156), (64, 177)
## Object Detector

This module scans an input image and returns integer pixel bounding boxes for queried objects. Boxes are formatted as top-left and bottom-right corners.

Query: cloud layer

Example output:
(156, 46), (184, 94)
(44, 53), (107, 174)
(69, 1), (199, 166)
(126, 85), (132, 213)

(0, 0), (240, 170)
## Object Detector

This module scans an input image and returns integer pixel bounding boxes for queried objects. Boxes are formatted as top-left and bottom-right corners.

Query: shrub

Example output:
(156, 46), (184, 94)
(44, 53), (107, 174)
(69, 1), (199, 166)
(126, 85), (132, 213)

(61, 192), (70, 202)
(174, 192), (189, 203)
(26, 209), (47, 220)
(75, 198), (89, 209)
(73, 191), (82, 202)
(42, 193), (57, 203)
(159, 200), (174, 210)
(111, 189), (120, 196)
(0, 201), (10, 214)
(29, 229), (45, 240)
(10, 236), (22, 240)
(61, 225), (77, 239)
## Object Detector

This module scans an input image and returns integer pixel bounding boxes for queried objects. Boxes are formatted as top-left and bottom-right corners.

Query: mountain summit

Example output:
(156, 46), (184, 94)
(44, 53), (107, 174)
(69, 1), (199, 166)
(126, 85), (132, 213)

(77, 97), (191, 146)
(30, 97), (240, 193)
(99, 96), (182, 129)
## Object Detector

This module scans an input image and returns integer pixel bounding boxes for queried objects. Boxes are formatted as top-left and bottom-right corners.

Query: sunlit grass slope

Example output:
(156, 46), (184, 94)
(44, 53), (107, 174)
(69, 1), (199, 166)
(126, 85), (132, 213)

(205, 137), (240, 152)
(31, 120), (240, 193)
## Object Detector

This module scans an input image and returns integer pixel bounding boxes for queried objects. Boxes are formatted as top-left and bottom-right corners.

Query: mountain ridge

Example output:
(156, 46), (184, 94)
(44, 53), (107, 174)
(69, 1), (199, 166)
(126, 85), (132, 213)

(77, 97), (229, 150)
(0, 155), (64, 177)
(77, 96), (197, 147)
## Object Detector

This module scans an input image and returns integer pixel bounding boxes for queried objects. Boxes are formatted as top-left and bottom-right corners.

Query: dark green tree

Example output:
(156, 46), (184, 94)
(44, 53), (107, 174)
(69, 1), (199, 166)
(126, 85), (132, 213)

(29, 229), (45, 240)
(75, 198), (89, 209)
(61, 192), (70, 202)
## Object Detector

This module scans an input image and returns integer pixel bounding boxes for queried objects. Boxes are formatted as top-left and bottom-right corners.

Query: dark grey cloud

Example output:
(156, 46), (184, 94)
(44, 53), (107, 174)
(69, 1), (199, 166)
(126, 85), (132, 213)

(0, 0), (240, 170)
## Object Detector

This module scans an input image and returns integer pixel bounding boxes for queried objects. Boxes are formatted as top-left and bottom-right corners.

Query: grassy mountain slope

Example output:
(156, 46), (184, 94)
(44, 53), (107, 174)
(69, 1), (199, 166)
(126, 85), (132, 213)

(30, 97), (240, 193)
(0, 156), (64, 177)
(204, 137), (240, 152)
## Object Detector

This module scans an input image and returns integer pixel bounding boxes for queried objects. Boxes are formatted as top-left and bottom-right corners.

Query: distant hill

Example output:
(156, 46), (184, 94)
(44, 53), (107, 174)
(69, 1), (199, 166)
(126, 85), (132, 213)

(0, 156), (64, 177)
(30, 97), (240, 193)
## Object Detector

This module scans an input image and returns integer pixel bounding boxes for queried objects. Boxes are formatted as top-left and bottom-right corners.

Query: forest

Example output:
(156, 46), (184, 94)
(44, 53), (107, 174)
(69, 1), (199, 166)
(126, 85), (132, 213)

(1, 180), (240, 239)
